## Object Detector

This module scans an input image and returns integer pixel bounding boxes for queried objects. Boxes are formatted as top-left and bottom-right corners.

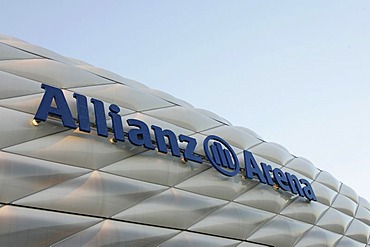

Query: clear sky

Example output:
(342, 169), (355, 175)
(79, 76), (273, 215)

(1, 1), (369, 200)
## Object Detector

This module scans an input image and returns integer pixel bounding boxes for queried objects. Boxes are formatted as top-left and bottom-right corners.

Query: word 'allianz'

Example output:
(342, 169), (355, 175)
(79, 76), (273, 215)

(34, 84), (316, 201)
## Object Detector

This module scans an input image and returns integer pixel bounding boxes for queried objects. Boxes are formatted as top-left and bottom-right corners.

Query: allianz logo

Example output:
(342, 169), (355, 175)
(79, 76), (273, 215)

(33, 84), (316, 201)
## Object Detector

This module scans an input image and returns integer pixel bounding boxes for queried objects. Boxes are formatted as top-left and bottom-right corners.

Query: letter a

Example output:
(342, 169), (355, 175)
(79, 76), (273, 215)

(35, 84), (76, 129)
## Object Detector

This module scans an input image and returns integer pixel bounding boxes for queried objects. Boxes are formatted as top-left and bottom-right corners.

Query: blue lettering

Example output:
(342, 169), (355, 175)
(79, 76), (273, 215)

(151, 125), (180, 157)
(73, 93), (90, 132)
(127, 119), (154, 149)
(91, 98), (108, 137)
(261, 163), (274, 186)
(300, 179), (317, 201)
(33, 85), (316, 201)
(178, 134), (202, 163)
(273, 168), (290, 191)
(286, 172), (304, 196)
(109, 104), (125, 142)
(243, 150), (267, 183)
(35, 84), (76, 129)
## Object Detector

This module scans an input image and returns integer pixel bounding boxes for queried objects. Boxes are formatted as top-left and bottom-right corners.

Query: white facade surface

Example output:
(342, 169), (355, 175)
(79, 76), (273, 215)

(0, 34), (369, 247)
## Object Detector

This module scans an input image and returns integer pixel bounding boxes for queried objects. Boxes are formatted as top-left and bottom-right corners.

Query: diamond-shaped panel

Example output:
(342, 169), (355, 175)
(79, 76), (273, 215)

(52, 220), (179, 247)
(102, 150), (208, 187)
(0, 106), (67, 149)
(189, 202), (275, 240)
(247, 215), (312, 247)
(4, 129), (146, 169)
(0, 205), (100, 247)
(114, 188), (228, 229)
(0, 151), (89, 203)
(15, 171), (167, 217)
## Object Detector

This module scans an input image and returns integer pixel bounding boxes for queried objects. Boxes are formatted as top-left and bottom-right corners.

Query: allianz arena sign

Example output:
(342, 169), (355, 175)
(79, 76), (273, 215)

(34, 84), (316, 201)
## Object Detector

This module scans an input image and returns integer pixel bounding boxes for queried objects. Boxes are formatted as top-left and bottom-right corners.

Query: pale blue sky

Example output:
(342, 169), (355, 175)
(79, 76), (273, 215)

(1, 1), (369, 199)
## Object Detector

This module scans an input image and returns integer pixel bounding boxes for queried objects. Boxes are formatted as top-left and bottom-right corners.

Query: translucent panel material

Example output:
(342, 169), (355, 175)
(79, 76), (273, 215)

(15, 171), (167, 217)
(52, 220), (179, 247)
(0, 93), (45, 115)
(237, 243), (271, 247)
(316, 208), (352, 234)
(0, 206), (100, 247)
(0, 34), (24, 41)
(114, 188), (228, 229)
(0, 107), (66, 149)
(121, 112), (195, 137)
(336, 236), (366, 247)
(294, 226), (342, 247)
(282, 167), (313, 183)
(359, 196), (370, 210)
(176, 168), (259, 201)
(284, 157), (320, 179)
(332, 194), (358, 216)
(72, 84), (173, 111)
(280, 198), (329, 224)
(4, 129), (146, 169)
(201, 125), (263, 150)
(345, 219), (370, 243)
(0, 40), (77, 65)
(356, 206), (370, 225)
(159, 231), (241, 247)
(76, 65), (149, 88)
(0, 71), (42, 100)
(0, 151), (89, 202)
(141, 87), (194, 107)
(234, 126), (263, 140)
(247, 215), (312, 247)
(0, 59), (114, 88)
(195, 108), (232, 125)
(189, 202), (275, 240)
(315, 171), (341, 192)
(66, 57), (91, 66)
(102, 150), (208, 187)
(143, 106), (223, 132)
(310, 181), (338, 206)
(234, 183), (292, 213)
(0, 42), (39, 60)
(340, 183), (359, 203)
(248, 142), (294, 165)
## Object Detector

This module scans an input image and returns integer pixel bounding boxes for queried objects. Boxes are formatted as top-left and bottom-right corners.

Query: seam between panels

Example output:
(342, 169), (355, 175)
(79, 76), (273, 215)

(183, 200), (230, 231)
(156, 230), (183, 247)
(109, 187), (172, 220)
(0, 128), (72, 150)
(0, 69), (118, 90)
(6, 170), (92, 205)
(65, 81), (117, 90)
(0, 148), (93, 171)
(0, 43), (60, 61)
(0, 91), (44, 101)
(241, 213), (280, 243)
(109, 179), (230, 223)
(0, 202), (273, 246)
(65, 86), (179, 112)
(0, 49), (134, 88)
(0, 42), (178, 97)
(49, 220), (104, 247)
(0, 51), (48, 62)
(291, 225), (315, 247)
(282, 157), (295, 168)
(305, 181), (353, 245)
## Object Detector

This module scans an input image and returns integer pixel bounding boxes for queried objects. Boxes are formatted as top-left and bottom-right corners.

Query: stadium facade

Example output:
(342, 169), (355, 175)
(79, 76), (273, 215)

(0, 34), (369, 247)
